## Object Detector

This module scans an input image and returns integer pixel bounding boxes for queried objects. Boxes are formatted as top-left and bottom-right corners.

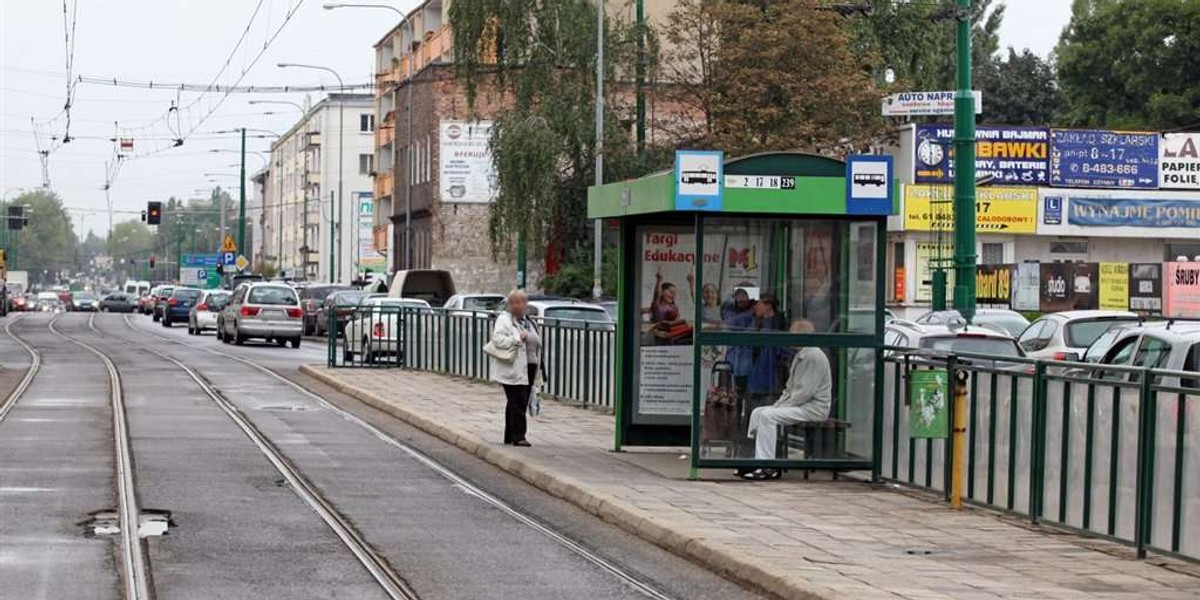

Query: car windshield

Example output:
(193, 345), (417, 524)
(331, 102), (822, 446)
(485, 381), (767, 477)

(1084, 328), (1126, 362)
(920, 336), (1021, 357)
(977, 315), (1030, 337)
(248, 287), (298, 306)
(173, 289), (202, 300)
(463, 296), (503, 311)
(331, 291), (370, 305)
(307, 285), (350, 301)
(1066, 319), (1140, 348)
(544, 307), (610, 323)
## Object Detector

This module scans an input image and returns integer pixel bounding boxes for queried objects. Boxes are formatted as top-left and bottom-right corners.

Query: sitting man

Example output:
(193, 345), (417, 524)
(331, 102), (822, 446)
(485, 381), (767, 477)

(741, 319), (832, 480)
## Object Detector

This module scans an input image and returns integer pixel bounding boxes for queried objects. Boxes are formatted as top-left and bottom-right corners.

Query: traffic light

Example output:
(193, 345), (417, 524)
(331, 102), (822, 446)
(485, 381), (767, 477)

(140, 210), (147, 222)
(7, 205), (26, 231)
(146, 201), (162, 225)
(149, 254), (157, 270)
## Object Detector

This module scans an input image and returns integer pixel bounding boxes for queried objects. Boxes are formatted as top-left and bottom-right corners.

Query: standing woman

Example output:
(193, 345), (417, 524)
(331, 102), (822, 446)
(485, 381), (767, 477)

(489, 289), (542, 446)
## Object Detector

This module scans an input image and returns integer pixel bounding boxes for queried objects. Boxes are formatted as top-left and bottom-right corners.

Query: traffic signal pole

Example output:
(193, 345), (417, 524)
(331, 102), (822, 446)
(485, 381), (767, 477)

(952, 0), (977, 323)
(238, 127), (247, 260)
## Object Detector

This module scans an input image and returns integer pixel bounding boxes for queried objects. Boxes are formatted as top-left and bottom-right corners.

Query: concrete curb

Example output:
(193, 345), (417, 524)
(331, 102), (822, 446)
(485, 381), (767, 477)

(300, 365), (843, 600)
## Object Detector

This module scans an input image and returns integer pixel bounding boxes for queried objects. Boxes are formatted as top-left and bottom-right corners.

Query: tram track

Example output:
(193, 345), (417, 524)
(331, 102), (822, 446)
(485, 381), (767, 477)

(120, 314), (678, 600)
(48, 314), (152, 600)
(0, 314), (40, 423)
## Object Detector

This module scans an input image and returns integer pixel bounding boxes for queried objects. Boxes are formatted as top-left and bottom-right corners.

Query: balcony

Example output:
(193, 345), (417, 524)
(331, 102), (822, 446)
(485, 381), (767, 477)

(395, 26), (452, 82)
(376, 123), (394, 148)
(374, 169), (394, 201)
(372, 224), (389, 253)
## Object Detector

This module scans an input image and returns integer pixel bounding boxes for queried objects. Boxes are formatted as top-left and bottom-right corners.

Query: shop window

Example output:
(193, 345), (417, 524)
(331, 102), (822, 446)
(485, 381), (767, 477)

(981, 242), (1004, 265)
(1050, 240), (1088, 254)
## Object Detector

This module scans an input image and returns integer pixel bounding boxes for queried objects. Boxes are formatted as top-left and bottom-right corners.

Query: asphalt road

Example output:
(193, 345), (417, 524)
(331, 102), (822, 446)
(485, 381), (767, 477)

(0, 312), (766, 600)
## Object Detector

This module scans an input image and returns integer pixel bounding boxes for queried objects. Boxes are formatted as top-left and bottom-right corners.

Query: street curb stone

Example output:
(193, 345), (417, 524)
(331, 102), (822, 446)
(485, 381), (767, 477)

(299, 364), (838, 600)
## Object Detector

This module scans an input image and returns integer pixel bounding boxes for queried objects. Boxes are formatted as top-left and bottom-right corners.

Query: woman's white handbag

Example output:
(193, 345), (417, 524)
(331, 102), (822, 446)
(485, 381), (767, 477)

(483, 340), (518, 363)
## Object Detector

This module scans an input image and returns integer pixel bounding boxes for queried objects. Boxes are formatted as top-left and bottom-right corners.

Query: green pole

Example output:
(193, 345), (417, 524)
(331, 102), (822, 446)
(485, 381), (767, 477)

(516, 230), (527, 290)
(329, 191), (336, 283)
(952, 0), (977, 322)
(634, 0), (645, 153)
(238, 127), (247, 260)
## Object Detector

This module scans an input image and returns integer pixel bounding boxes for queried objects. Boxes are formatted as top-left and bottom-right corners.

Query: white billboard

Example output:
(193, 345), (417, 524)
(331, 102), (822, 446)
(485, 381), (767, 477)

(439, 120), (497, 203)
(1160, 133), (1200, 190)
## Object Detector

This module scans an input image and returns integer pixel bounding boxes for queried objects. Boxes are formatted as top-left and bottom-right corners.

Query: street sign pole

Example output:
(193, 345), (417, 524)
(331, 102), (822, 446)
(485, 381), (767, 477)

(238, 127), (247, 259)
(952, 0), (977, 323)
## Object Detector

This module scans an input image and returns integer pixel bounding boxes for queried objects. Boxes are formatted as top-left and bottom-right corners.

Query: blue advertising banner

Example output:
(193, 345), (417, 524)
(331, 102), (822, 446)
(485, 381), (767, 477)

(1067, 197), (1200, 228)
(1049, 129), (1158, 189)
(913, 124), (1049, 185)
(181, 253), (219, 267)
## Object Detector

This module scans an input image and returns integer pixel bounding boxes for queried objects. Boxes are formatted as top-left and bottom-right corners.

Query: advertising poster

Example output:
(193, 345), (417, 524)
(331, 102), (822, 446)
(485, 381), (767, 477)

(1049, 129), (1158, 189)
(903, 185), (1038, 234)
(914, 242), (954, 303)
(1012, 262), (1041, 311)
(908, 369), (949, 439)
(1066, 197), (1200, 228)
(1164, 262), (1200, 319)
(635, 230), (763, 417)
(1098, 263), (1130, 311)
(355, 193), (386, 272)
(439, 120), (497, 203)
(1160, 133), (1200, 190)
(913, 125), (1049, 185)
(975, 264), (1013, 306)
(1072, 263), (1098, 310)
(1129, 263), (1163, 315)
(1039, 262), (1074, 312)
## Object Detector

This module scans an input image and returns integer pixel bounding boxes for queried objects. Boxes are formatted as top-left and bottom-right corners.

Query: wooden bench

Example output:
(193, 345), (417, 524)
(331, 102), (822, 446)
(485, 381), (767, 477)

(777, 419), (851, 460)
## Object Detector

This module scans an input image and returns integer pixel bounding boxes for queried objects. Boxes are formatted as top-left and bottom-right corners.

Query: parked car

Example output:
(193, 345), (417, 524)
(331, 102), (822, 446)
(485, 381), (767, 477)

(161, 287), (202, 327)
(886, 319), (1027, 370)
(99, 292), (138, 313)
(387, 269), (456, 307)
(342, 297), (430, 363)
(217, 283), (303, 347)
(317, 289), (375, 337)
(1017, 310), (1141, 361)
(443, 293), (504, 315)
(188, 290), (231, 335)
(915, 308), (1030, 337)
(528, 300), (615, 330)
(70, 291), (101, 312)
(298, 284), (352, 335)
(1074, 321), (1200, 387)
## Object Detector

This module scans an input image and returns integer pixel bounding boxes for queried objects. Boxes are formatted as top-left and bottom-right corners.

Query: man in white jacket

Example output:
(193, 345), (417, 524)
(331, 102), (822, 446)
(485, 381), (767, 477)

(744, 319), (832, 473)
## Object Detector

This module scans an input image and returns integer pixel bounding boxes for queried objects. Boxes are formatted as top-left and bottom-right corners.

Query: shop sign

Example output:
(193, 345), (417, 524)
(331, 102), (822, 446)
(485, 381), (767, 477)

(914, 125), (1049, 185)
(1098, 262), (1129, 311)
(903, 185), (1037, 234)
(1050, 129), (1158, 189)
(1129, 263), (1163, 315)
(976, 264), (1012, 306)
(1165, 262), (1200, 318)
(1160, 133), (1200, 190)
(1040, 262), (1097, 312)
(1067, 197), (1200, 228)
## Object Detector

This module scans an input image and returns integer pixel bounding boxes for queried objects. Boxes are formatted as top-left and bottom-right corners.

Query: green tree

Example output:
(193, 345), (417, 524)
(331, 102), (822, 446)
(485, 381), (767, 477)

(852, 0), (1004, 91)
(450, 0), (658, 258)
(975, 48), (1062, 125)
(1056, 0), (1200, 129)
(7, 190), (78, 284)
(108, 220), (157, 279)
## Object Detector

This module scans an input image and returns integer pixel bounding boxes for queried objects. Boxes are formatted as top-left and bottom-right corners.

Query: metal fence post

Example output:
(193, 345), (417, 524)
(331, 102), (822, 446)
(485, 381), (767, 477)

(1134, 369), (1156, 559)
(1029, 362), (1048, 524)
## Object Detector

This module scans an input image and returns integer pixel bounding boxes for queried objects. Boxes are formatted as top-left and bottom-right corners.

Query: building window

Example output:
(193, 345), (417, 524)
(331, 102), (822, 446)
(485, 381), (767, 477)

(359, 153), (374, 175)
(981, 242), (1004, 265)
(1050, 241), (1088, 254)
(360, 114), (375, 133)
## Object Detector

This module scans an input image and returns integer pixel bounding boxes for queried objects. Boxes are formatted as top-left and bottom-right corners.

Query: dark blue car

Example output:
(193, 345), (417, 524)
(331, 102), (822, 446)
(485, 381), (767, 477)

(162, 288), (202, 327)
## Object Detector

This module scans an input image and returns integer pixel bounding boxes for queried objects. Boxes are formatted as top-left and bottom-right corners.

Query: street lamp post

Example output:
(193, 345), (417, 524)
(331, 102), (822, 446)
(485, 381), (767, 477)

(952, 0), (977, 324)
(279, 62), (345, 284)
(323, 2), (412, 272)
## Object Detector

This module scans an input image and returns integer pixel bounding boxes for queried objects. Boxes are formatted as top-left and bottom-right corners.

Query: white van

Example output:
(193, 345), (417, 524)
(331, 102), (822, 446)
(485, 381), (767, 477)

(123, 279), (151, 297)
(387, 270), (456, 308)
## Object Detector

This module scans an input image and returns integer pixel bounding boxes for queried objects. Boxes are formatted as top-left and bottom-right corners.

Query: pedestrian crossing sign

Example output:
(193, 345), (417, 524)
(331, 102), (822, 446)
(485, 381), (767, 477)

(220, 235), (237, 253)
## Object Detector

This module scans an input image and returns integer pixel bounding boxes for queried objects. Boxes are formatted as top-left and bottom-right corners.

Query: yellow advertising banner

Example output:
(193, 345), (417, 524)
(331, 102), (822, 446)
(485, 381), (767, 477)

(903, 185), (1038, 234)
(1099, 262), (1129, 311)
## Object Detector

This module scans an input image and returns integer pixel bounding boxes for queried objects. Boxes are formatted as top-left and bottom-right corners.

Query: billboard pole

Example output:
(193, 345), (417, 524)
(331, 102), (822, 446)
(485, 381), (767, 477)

(952, 0), (977, 322)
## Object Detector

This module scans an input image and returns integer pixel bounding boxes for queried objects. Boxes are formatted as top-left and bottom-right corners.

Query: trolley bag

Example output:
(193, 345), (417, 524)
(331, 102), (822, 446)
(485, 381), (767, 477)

(702, 360), (739, 442)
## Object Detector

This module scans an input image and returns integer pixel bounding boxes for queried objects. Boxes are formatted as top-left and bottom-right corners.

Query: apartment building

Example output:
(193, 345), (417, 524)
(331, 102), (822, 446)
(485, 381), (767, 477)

(370, 0), (686, 293)
(261, 93), (378, 282)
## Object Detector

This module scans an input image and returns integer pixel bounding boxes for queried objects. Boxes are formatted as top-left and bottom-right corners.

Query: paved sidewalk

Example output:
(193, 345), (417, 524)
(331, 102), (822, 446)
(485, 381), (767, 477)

(301, 365), (1199, 600)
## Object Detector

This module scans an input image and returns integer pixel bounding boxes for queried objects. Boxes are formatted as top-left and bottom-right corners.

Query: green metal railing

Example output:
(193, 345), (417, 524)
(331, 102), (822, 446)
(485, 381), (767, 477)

(327, 306), (616, 409)
(882, 348), (1198, 562)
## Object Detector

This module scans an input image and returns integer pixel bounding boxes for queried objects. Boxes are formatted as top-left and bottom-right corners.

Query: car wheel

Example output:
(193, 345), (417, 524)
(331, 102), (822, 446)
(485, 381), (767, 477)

(234, 330), (246, 345)
(290, 337), (301, 349)
(275, 337), (286, 347)
(152, 312), (160, 322)
(101, 307), (109, 313)
(342, 337), (355, 361)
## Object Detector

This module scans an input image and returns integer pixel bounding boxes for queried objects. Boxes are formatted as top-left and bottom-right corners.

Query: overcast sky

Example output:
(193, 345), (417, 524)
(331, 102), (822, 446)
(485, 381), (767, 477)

(2, 0), (1070, 238)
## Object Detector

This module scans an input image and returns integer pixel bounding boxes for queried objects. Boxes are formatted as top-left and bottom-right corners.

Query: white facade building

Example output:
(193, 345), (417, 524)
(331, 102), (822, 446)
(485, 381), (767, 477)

(262, 93), (376, 282)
